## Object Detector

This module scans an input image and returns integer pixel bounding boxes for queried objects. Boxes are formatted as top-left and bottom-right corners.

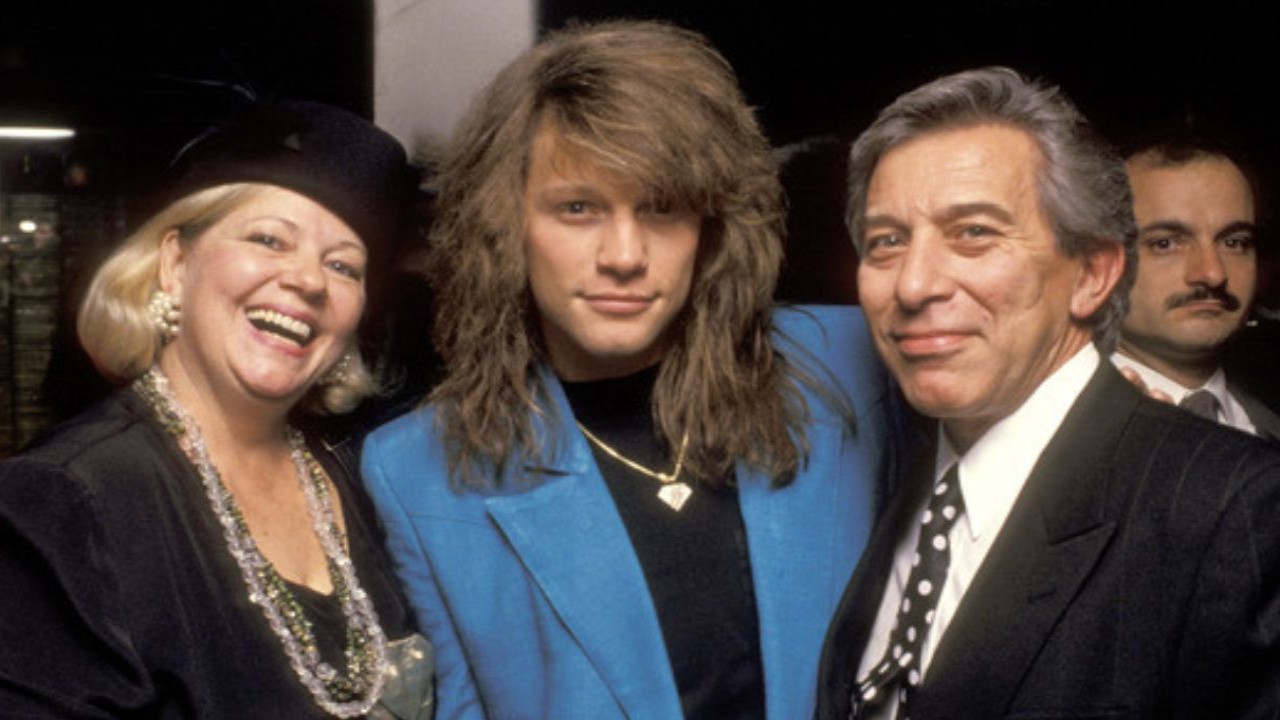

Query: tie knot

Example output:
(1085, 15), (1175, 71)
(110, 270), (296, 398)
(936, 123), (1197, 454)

(924, 464), (965, 530)
(1179, 389), (1220, 422)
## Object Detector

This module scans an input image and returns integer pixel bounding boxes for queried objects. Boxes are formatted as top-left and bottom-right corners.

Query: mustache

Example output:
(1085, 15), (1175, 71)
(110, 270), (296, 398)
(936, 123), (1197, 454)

(1164, 285), (1241, 312)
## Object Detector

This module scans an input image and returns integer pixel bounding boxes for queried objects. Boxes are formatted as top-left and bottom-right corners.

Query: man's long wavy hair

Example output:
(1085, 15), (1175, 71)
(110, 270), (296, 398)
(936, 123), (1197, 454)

(426, 20), (814, 490)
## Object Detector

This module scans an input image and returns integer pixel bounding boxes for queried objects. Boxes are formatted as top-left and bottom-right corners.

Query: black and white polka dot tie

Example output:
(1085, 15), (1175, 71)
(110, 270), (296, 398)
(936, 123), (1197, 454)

(852, 464), (965, 720)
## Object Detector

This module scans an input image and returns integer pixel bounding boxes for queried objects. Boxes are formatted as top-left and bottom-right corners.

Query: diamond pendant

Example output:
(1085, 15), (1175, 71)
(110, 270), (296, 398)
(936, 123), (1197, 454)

(657, 482), (693, 511)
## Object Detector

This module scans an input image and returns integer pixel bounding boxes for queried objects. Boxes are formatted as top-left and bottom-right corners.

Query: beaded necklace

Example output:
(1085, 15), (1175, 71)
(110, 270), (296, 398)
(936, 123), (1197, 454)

(135, 367), (388, 717)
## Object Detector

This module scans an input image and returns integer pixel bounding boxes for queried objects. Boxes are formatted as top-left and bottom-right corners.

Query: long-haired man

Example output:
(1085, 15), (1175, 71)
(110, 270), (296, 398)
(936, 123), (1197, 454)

(363, 20), (895, 719)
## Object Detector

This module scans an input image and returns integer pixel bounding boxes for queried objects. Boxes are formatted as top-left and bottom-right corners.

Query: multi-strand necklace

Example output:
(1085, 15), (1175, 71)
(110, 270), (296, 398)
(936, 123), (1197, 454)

(135, 367), (388, 717)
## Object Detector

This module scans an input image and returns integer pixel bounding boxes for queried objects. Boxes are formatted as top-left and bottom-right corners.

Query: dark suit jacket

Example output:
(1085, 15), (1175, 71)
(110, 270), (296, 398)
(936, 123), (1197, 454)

(817, 363), (1280, 719)
(1229, 378), (1280, 442)
(0, 390), (419, 718)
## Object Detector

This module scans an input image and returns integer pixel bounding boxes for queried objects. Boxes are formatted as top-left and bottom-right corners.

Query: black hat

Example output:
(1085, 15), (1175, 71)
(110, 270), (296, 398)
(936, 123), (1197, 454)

(167, 100), (418, 260)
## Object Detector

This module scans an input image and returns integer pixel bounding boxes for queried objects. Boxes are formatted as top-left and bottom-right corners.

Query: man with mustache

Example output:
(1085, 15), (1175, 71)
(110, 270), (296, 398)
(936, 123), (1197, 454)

(816, 67), (1280, 719)
(1112, 134), (1280, 438)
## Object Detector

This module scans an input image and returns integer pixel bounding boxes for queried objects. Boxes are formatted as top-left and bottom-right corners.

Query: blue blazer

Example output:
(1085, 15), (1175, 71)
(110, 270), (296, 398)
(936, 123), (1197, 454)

(363, 306), (895, 719)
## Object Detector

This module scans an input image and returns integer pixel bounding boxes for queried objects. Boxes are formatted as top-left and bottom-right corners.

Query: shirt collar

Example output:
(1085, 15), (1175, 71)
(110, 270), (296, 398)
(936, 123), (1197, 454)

(1109, 354), (1235, 424)
(936, 343), (1100, 543)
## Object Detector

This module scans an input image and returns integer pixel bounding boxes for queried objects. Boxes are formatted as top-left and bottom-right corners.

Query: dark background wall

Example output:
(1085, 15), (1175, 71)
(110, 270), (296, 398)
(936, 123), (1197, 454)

(1, 0), (372, 204)
(547, 1), (1275, 146)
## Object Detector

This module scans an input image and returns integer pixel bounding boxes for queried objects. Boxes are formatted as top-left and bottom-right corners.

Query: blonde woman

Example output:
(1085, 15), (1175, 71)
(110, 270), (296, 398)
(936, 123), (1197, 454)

(0, 101), (431, 719)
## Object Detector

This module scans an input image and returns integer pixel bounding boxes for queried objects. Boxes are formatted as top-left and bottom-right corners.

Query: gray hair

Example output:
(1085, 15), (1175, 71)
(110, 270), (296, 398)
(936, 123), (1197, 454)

(846, 66), (1137, 352)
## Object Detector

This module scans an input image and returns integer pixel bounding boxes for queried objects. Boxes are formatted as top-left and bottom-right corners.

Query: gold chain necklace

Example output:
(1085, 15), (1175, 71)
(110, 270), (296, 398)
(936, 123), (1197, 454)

(576, 422), (693, 511)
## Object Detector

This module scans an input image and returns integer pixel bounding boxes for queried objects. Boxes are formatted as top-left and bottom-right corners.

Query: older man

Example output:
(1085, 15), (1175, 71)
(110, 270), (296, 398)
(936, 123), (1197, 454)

(817, 67), (1280, 719)
(1113, 135), (1280, 438)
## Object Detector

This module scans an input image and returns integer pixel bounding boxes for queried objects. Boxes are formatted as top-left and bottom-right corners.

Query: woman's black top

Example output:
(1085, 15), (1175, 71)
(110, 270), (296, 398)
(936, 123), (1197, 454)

(562, 366), (766, 720)
(0, 389), (417, 719)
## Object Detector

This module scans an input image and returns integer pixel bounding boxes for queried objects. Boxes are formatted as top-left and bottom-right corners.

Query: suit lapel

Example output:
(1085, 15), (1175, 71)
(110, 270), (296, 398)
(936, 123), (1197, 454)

(1227, 378), (1280, 442)
(484, 377), (681, 718)
(818, 437), (936, 717)
(914, 366), (1137, 717)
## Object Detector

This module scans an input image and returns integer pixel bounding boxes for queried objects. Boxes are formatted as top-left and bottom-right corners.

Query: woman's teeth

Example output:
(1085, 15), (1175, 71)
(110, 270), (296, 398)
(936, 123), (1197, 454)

(246, 309), (314, 346)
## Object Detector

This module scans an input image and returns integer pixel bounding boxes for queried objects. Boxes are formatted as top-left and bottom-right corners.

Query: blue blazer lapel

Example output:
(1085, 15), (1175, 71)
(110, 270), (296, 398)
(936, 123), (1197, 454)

(485, 378), (682, 718)
(741, 422), (875, 718)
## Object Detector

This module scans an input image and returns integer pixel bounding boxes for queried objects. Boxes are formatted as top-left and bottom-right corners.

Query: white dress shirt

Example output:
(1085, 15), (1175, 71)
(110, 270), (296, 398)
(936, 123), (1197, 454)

(1110, 354), (1257, 436)
(856, 345), (1100, 719)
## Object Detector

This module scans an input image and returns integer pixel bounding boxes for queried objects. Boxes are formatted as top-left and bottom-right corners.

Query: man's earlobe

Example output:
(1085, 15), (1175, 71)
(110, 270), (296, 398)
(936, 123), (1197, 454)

(1071, 242), (1126, 321)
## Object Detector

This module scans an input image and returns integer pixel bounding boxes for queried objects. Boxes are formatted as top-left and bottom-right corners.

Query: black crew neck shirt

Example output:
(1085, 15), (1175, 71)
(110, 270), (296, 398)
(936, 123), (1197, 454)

(562, 366), (765, 719)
